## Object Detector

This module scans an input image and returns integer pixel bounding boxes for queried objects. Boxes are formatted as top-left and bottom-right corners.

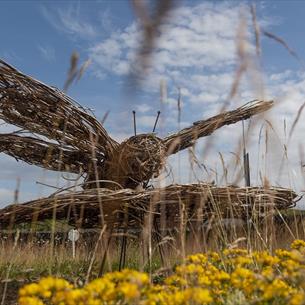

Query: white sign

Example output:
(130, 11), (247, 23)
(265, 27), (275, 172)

(68, 229), (80, 259)
(68, 229), (80, 242)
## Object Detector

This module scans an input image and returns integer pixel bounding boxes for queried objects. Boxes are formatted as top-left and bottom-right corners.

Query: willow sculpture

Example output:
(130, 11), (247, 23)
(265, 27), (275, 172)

(0, 59), (298, 230)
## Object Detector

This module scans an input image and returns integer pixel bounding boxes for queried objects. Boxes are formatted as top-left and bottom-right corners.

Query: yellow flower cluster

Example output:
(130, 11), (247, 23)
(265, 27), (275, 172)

(19, 240), (305, 305)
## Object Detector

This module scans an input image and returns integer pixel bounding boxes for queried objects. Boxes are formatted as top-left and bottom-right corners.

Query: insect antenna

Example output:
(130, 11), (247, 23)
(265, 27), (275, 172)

(152, 111), (161, 133)
(132, 110), (137, 136)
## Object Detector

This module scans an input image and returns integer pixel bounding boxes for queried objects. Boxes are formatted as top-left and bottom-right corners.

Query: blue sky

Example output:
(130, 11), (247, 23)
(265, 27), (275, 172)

(1, 1), (305, 207)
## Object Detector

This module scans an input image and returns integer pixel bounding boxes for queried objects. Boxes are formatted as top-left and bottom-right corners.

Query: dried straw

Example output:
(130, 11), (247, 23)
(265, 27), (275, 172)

(102, 134), (166, 189)
(0, 59), (118, 173)
(0, 184), (297, 229)
(0, 133), (95, 173)
(164, 100), (273, 154)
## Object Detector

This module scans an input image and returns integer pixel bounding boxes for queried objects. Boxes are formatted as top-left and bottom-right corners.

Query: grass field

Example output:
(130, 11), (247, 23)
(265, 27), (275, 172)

(1, 209), (305, 304)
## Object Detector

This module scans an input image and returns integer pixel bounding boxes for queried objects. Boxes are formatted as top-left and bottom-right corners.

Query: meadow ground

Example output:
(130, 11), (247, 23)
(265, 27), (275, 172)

(1, 209), (305, 304)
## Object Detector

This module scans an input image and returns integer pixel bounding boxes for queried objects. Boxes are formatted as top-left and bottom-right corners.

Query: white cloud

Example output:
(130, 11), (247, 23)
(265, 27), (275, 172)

(270, 70), (293, 82)
(135, 104), (152, 113)
(42, 5), (97, 40)
(89, 22), (139, 76)
(111, 131), (132, 143)
(38, 45), (56, 62)
(136, 115), (159, 129)
(87, 2), (259, 132)
(88, 3), (248, 83)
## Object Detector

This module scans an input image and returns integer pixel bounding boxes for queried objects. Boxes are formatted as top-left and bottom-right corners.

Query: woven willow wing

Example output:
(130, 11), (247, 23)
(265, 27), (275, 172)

(0, 59), (118, 174)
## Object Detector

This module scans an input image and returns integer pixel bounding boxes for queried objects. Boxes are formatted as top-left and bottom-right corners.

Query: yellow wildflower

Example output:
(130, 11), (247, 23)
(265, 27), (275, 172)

(262, 278), (290, 300)
(19, 283), (40, 297)
(291, 239), (305, 250)
(289, 291), (305, 305)
(18, 240), (305, 305)
(19, 296), (45, 305)
(119, 282), (140, 300)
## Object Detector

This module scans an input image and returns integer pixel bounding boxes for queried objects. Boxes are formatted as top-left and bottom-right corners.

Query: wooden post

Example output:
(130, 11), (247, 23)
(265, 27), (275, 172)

(242, 120), (251, 187)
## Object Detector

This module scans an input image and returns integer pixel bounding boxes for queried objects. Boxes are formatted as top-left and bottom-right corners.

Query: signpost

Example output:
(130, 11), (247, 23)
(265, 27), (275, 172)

(68, 229), (80, 259)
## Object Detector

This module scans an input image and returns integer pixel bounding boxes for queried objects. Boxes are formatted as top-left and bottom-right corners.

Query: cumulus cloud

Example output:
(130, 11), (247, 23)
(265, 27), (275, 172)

(135, 103), (152, 113)
(87, 1), (263, 141)
(88, 3), (247, 84)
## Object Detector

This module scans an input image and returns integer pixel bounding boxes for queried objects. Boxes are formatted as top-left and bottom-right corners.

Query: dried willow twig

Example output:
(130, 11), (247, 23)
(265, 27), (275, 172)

(250, 4), (261, 57)
(164, 100), (273, 154)
(0, 133), (91, 173)
(0, 59), (118, 175)
(129, 0), (175, 81)
(0, 59), (118, 154)
(63, 51), (91, 92)
(0, 183), (298, 229)
(288, 101), (305, 141)
(262, 30), (302, 65)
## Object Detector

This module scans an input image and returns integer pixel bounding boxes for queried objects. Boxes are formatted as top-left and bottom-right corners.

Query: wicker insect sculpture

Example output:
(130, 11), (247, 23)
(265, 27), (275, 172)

(0, 58), (297, 230)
